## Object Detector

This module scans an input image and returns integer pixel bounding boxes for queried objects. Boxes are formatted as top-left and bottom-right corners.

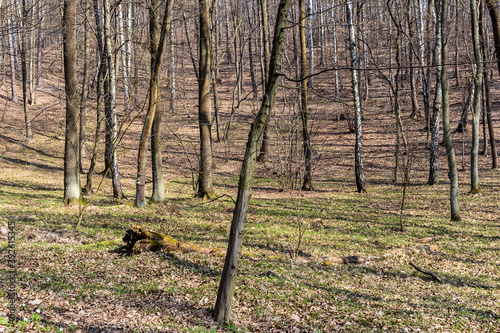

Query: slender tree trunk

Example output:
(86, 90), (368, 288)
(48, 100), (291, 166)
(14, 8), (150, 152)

(416, 0), (430, 127)
(257, 0), (270, 162)
(118, 3), (131, 112)
(470, 0), (483, 194)
(103, 0), (124, 199)
(80, 1), (91, 173)
(197, 0), (215, 199)
(407, 1), (420, 119)
(480, 1), (498, 169)
(299, 0), (312, 190)
(247, 1), (258, 100)
(63, 0), (81, 205)
(427, 0), (442, 185)
(169, 23), (176, 112)
(136, 0), (174, 207)
(85, 0), (105, 194)
(8, 7), (17, 103)
(21, 0), (32, 141)
(332, 0), (339, 99)
(214, 0), (291, 324)
(347, 0), (366, 193)
(485, 0), (500, 77)
(440, 0), (460, 221)
(35, 0), (43, 89)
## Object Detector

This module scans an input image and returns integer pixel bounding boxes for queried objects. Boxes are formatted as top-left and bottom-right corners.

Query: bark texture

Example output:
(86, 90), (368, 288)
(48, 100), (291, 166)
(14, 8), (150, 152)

(63, 0), (81, 205)
(197, 0), (215, 199)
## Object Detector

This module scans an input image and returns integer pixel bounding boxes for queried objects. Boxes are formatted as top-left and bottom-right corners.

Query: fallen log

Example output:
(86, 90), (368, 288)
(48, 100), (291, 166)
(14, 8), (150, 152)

(123, 225), (225, 256)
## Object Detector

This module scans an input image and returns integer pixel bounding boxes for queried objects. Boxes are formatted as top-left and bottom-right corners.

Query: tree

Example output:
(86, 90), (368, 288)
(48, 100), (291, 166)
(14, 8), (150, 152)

(440, 0), (460, 221)
(484, 0), (500, 77)
(256, 0), (270, 162)
(135, 0), (174, 207)
(197, 0), (215, 199)
(347, 0), (366, 193)
(63, 0), (80, 205)
(479, 0), (498, 169)
(469, 0), (483, 194)
(213, 0), (292, 324)
(103, 0), (124, 199)
(299, 0), (313, 190)
(21, 0), (32, 141)
(427, 0), (441, 186)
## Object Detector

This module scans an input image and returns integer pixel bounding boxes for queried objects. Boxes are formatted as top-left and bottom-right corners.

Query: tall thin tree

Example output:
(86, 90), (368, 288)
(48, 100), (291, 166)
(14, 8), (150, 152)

(63, 0), (81, 204)
(135, 0), (174, 207)
(214, 0), (292, 324)
(197, 0), (215, 199)
(470, 0), (483, 193)
(347, 0), (366, 193)
(440, 0), (460, 220)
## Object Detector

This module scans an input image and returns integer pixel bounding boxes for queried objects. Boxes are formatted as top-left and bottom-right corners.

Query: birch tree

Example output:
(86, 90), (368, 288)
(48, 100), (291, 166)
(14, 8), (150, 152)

(347, 0), (366, 193)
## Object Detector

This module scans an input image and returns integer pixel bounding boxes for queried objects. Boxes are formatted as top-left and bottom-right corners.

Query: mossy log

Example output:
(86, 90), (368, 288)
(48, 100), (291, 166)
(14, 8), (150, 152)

(123, 225), (225, 255)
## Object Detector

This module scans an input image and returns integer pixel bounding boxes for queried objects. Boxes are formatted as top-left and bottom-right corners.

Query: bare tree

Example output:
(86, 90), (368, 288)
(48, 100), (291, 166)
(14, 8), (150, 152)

(197, 0), (215, 199)
(440, 0), (460, 221)
(299, 0), (313, 190)
(63, 0), (81, 204)
(214, 0), (292, 324)
(470, 0), (483, 194)
(135, 0), (174, 207)
(347, 0), (366, 193)
(103, 0), (124, 199)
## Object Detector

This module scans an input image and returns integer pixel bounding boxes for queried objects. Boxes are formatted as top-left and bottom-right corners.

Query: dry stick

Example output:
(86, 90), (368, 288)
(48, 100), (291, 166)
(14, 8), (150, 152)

(409, 262), (442, 282)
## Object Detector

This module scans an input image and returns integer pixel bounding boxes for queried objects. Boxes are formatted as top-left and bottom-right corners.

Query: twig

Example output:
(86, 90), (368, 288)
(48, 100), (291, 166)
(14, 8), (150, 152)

(188, 194), (236, 208)
(409, 262), (442, 282)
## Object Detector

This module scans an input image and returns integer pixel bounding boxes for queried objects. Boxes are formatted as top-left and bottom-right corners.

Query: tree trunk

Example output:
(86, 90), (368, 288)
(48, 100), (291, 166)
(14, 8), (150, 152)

(103, 0), (124, 199)
(21, 0), (32, 141)
(485, 0), (500, 77)
(299, 0), (312, 190)
(257, 0), (270, 162)
(470, 0), (483, 194)
(213, 0), (292, 324)
(8, 5), (17, 103)
(440, 0), (460, 221)
(427, 0), (441, 186)
(135, 0), (174, 207)
(347, 0), (366, 193)
(197, 0), (215, 199)
(80, 1), (91, 173)
(480, 1), (498, 169)
(84, 0), (105, 194)
(63, 0), (81, 205)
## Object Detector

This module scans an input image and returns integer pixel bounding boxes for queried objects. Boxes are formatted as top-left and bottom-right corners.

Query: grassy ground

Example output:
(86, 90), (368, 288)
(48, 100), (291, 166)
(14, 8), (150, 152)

(0, 122), (499, 332)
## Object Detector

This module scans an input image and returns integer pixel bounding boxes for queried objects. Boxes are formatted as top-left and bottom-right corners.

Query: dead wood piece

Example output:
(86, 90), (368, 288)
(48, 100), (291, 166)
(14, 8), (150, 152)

(123, 225), (225, 256)
(409, 262), (442, 282)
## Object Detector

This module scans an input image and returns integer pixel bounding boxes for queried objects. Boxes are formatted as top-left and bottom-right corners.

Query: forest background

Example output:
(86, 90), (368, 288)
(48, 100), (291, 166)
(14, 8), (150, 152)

(0, 0), (499, 331)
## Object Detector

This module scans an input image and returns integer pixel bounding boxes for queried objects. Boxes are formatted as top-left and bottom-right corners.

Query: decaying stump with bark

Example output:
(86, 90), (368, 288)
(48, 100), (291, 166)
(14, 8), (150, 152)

(123, 225), (225, 255)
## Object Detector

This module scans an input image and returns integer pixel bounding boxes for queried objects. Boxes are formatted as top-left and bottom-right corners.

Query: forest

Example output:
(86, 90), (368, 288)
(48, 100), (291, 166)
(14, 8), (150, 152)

(0, 0), (499, 331)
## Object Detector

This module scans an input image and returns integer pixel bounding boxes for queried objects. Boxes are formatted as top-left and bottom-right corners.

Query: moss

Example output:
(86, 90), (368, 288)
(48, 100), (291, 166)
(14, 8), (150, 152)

(470, 186), (481, 194)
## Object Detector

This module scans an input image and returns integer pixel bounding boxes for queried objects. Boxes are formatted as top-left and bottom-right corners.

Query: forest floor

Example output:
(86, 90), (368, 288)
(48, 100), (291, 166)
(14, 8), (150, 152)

(0, 55), (500, 332)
